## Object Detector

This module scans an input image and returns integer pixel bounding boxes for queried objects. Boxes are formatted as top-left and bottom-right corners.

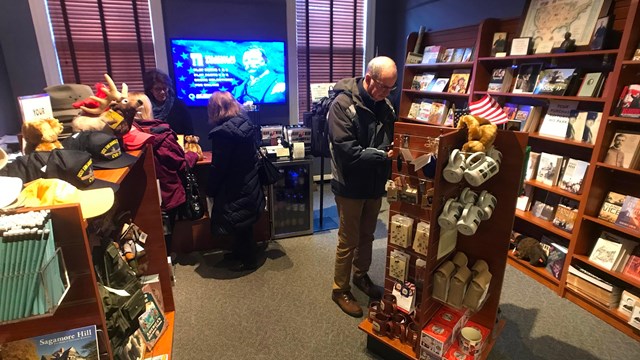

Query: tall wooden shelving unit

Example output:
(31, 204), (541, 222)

(0, 145), (176, 359)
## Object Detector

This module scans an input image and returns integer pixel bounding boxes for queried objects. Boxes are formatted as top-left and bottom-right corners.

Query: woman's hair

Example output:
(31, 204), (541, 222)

(128, 92), (153, 119)
(208, 91), (243, 125)
(143, 69), (172, 96)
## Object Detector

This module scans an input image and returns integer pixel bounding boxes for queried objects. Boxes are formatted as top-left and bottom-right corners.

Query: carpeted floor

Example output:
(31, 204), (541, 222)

(171, 184), (640, 360)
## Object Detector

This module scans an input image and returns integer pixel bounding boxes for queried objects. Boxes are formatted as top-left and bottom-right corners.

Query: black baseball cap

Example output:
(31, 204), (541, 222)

(45, 149), (119, 191)
(62, 131), (137, 169)
(3, 151), (51, 184)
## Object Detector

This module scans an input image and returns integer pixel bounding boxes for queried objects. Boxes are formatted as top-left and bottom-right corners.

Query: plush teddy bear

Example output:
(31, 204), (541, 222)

(456, 115), (498, 153)
(512, 233), (548, 266)
(184, 135), (204, 161)
(21, 118), (64, 154)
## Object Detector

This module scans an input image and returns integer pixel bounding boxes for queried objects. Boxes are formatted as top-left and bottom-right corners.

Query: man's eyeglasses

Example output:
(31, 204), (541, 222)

(371, 77), (397, 92)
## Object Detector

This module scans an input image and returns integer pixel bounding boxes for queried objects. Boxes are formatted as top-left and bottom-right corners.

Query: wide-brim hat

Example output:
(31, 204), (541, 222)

(62, 131), (137, 169)
(0, 176), (23, 208)
(17, 178), (114, 218)
(44, 84), (94, 111)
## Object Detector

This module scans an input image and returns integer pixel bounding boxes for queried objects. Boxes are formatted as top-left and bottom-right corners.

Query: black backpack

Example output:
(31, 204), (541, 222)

(309, 90), (339, 158)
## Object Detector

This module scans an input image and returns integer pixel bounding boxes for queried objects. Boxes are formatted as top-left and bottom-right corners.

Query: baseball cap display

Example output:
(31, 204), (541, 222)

(17, 178), (114, 218)
(45, 149), (119, 191)
(62, 131), (137, 169)
(122, 126), (153, 151)
(3, 152), (51, 184)
(0, 176), (23, 208)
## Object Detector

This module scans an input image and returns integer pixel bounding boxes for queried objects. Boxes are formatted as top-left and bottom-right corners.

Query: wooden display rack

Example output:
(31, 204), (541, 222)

(0, 145), (176, 359)
(393, 0), (640, 343)
(359, 123), (527, 359)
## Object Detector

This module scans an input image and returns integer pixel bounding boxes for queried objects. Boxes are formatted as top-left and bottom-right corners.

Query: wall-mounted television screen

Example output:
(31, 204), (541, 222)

(170, 39), (287, 106)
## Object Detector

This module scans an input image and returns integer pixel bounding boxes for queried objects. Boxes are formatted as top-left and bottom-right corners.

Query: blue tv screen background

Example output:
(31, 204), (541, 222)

(170, 39), (286, 106)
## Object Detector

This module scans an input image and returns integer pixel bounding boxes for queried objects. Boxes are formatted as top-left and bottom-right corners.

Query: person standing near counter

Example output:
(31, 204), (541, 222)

(143, 69), (194, 135)
(207, 91), (264, 271)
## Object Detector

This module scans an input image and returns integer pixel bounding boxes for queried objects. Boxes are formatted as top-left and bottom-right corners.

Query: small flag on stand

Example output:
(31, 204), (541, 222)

(468, 94), (508, 124)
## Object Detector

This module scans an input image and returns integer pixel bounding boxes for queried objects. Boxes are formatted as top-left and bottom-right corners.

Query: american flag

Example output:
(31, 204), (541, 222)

(468, 94), (508, 124)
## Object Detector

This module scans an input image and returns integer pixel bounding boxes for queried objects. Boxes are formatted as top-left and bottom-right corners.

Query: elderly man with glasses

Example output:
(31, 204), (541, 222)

(327, 56), (398, 317)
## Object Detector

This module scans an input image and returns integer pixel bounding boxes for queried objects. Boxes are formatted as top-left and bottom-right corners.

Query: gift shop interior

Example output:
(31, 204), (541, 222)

(1, 0), (640, 359)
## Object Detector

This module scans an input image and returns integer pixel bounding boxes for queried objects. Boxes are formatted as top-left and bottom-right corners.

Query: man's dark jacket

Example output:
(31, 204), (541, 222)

(328, 77), (396, 199)
(208, 114), (264, 234)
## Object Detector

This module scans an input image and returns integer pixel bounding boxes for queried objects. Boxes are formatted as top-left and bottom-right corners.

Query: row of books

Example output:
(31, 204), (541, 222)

(421, 45), (474, 64)
(410, 70), (471, 94)
(406, 99), (453, 125)
(487, 65), (606, 98)
(567, 263), (623, 310)
(518, 194), (579, 234)
(588, 231), (639, 276)
(525, 152), (589, 195)
(598, 191), (640, 231)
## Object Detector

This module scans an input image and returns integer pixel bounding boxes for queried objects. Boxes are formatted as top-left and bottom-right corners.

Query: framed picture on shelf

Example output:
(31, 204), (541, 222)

(520, 0), (606, 47)
(491, 32), (507, 56)
(510, 37), (532, 56)
(577, 72), (603, 97)
(513, 63), (542, 94)
(589, 16), (610, 50)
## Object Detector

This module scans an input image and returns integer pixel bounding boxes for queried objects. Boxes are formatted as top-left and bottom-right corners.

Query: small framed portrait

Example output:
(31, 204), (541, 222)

(491, 32), (507, 56)
(510, 37), (532, 56)
(590, 16), (610, 50)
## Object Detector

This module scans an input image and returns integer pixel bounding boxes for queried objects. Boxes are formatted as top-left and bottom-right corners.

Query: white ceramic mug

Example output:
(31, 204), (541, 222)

(459, 187), (478, 204)
(456, 203), (483, 236)
(438, 198), (464, 230)
(443, 149), (466, 183)
(476, 190), (497, 220)
(463, 152), (500, 187)
(459, 326), (483, 356)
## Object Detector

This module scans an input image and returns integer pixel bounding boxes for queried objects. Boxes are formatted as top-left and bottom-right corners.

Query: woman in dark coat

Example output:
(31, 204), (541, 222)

(207, 91), (265, 271)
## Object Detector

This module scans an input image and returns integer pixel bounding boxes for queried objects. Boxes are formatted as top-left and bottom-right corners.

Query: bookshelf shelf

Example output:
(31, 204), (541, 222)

(607, 116), (640, 124)
(582, 215), (640, 238)
(523, 179), (582, 200)
(405, 61), (474, 70)
(476, 49), (619, 62)
(527, 133), (596, 148)
(573, 255), (640, 288)
(621, 60), (640, 65)
(515, 210), (572, 240)
(403, 89), (470, 98)
(564, 287), (639, 341)
(507, 252), (560, 292)
(473, 91), (607, 103)
(595, 162), (640, 175)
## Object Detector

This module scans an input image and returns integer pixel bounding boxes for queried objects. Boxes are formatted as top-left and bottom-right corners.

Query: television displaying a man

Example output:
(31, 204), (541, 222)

(233, 46), (286, 104)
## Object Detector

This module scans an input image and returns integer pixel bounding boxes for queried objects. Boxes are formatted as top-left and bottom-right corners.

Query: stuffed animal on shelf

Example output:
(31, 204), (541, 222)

(513, 233), (548, 266)
(21, 118), (64, 154)
(456, 115), (498, 153)
(184, 135), (204, 161)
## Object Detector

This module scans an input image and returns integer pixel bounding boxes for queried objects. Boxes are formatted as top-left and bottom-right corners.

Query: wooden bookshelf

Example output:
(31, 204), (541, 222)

(405, 61), (474, 69)
(402, 89), (470, 98)
(474, 91), (607, 103)
(607, 116), (640, 124)
(477, 49), (620, 62)
(582, 215), (640, 238)
(515, 210), (572, 240)
(573, 255), (640, 288)
(507, 252), (561, 293)
(523, 179), (582, 201)
(527, 133), (596, 148)
(595, 161), (640, 175)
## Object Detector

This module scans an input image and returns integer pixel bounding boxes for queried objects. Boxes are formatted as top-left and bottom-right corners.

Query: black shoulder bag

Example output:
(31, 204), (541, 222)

(256, 150), (281, 186)
(179, 164), (205, 220)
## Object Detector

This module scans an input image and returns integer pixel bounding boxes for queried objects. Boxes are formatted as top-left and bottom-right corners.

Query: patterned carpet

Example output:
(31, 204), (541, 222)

(171, 185), (639, 360)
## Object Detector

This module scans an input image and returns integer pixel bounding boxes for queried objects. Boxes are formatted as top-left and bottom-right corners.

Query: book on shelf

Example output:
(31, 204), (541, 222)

(536, 152), (564, 186)
(567, 111), (587, 141)
(531, 200), (555, 221)
(513, 63), (542, 94)
(622, 250), (640, 282)
(634, 46), (640, 61)
(602, 131), (640, 169)
(615, 195), (640, 231)
(599, 231), (638, 272)
(139, 285), (168, 350)
(533, 68), (578, 96)
(407, 101), (421, 119)
(619, 84), (640, 118)
(447, 70), (470, 94)
(416, 99), (433, 122)
(440, 48), (455, 63)
(598, 191), (626, 223)
(514, 105), (543, 133)
(443, 106), (455, 127)
(552, 203), (578, 233)
(421, 45), (443, 64)
(487, 67), (514, 92)
(524, 151), (540, 180)
(430, 78), (450, 92)
(506, 120), (525, 131)
(461, 47), (473, 62)
(452, 48), (465, 63)
(503, 102), (518, 120)
(566, 272), (622, 309)
(537, 100), (579, 137)
(568, 264), (619, 292)
(630, 306), (640, 330)
(558, 158), (589, 194)
(412, 72), (436, 91)
(589, 236), (624, 271)
(0, 325), (99, 360)
(545, 238), (569, 280)
(428, 100), (449, 124)
(618, 290), (640, 319)
(580, 111), (602, 144)
(577, 72), (604, 97)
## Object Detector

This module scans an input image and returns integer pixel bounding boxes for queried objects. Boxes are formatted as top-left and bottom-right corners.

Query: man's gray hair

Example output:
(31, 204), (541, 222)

(366, 56), (397, 78)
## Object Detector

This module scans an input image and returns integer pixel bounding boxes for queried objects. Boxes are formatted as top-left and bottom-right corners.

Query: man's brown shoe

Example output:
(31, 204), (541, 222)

(332, 291), (363, 318)
(353, 273), (383, 300)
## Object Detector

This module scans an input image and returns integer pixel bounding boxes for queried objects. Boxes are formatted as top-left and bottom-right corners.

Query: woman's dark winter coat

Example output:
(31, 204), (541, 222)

(207, 114), (264, 235)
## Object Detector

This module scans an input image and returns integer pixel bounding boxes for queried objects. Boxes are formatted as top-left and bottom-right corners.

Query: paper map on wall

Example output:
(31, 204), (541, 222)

(520, 0), (604, 47)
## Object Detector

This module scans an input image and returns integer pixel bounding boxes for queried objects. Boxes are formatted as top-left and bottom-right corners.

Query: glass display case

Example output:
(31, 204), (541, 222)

(269, 158), (313, 239)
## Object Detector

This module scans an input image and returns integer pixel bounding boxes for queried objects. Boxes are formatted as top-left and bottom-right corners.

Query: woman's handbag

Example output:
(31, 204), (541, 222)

(257, 150), (281, 186)
(179, 164), (205, 220)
